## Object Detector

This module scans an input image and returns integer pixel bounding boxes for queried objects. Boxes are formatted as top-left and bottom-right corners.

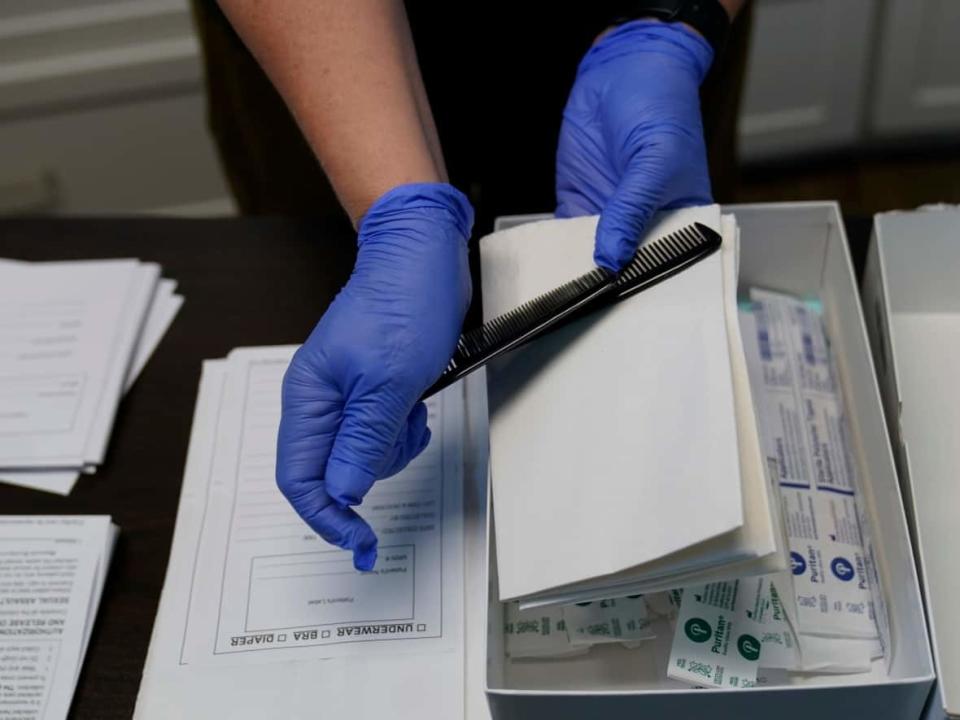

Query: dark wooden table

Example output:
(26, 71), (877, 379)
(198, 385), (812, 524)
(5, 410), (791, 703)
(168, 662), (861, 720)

(0, 215), (872, 719)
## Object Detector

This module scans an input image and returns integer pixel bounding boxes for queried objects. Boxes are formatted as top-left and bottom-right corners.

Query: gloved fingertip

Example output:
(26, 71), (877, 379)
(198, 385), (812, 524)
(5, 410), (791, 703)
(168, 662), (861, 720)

(329, 506), (377, 570)
(597, 196), (655, 271)
(593, 234), (636, 273)
(326, 459), (376, 508)
(593, 246), (621, 273)
(353, 540), (378, 572)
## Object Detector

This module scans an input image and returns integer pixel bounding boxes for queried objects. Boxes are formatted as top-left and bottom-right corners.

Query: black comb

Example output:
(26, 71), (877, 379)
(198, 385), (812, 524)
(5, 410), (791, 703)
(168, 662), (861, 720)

(421, 221), (722, 399)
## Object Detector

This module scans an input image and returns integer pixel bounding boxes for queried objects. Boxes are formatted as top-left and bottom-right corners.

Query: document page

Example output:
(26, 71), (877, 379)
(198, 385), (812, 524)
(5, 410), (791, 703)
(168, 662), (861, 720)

(135, 350), (468, 720)
(0, 515), (113, 720)
(79, 261), (159, 466)
(123, 278), (183, 393)
(0, 470), (80, 497)
(0, 260), (157, 469)
(178, 347), (464, 665)
(0, 274), (180, 494)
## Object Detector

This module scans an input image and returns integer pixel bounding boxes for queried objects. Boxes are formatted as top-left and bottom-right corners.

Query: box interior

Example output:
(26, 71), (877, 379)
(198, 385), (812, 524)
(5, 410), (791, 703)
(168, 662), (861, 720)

(485, 203), (934, 696)
(869, 209), (960, 717)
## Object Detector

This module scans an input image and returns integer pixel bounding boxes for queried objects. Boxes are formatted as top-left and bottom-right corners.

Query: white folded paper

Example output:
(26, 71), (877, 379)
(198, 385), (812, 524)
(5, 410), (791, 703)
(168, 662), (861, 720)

(482, 207), (783, 608)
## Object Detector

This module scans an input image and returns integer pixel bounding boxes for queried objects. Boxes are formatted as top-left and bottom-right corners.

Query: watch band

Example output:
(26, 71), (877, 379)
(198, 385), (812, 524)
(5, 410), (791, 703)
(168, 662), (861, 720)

(611, 0), (731, 55)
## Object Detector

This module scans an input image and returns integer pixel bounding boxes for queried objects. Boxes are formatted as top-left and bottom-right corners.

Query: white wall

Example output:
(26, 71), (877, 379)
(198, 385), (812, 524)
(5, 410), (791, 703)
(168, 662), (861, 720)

(739, 0), (960, 163)
(0, 0), (232, 214)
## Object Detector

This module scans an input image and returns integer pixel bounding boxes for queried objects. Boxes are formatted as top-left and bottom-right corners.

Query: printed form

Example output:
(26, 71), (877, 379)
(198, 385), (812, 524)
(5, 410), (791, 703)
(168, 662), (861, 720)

(177, 347), (464, 666)
(135, 350), (468, 719)
(0, 260), (159, 469)
(0, 515), (115, 720)
(0, 276), (181, 495)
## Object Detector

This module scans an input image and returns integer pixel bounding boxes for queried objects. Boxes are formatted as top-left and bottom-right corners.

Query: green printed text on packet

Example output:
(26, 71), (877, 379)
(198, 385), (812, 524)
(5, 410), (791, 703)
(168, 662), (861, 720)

(668, 580), (764, 689)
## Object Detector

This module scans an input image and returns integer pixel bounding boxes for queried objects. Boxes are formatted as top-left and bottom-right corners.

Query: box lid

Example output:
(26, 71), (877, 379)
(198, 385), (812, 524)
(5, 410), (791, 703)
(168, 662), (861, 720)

(873, 206), (960, 718)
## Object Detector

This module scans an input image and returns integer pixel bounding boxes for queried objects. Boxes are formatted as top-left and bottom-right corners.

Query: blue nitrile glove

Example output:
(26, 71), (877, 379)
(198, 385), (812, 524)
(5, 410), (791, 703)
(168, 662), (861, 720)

(276, 183), (473, 571)
(556, 20), (715, 271)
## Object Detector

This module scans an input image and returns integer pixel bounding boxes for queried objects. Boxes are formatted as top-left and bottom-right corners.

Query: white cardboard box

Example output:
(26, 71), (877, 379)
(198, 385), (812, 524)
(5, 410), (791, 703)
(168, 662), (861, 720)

(861, 206), (960, 720)
(482, 203), (934, 720)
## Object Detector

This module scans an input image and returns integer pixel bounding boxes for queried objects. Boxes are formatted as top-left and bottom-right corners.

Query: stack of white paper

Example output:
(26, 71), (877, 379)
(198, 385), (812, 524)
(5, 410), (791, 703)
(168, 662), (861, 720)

(0, 259), (183, 495)
(481, 207), (786, 609)
(134, 347), (479, 720)
(0, 515), (117, 719)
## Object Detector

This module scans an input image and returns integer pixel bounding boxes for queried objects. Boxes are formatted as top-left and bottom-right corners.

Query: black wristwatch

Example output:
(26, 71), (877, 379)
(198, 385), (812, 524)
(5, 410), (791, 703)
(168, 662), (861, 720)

(610, 0), (731, 55)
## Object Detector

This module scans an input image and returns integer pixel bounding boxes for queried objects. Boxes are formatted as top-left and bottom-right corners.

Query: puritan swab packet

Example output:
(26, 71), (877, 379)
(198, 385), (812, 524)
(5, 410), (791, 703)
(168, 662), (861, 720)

(562, 596), (656, 646)
(668, 580), (765, 688)
(741, 292), (880, 640)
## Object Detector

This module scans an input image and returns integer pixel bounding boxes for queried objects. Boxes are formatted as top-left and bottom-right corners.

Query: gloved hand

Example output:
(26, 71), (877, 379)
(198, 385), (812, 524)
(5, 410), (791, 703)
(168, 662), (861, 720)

(276, 183), (473, 571)
(556, 20), (715, 271)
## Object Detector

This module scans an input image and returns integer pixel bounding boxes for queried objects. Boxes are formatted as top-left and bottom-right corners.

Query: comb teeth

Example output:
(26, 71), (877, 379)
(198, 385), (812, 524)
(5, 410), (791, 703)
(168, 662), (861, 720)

(447, 267), (611, 372)
(424, 222), (721, 398)
(616, 223), (712, 291)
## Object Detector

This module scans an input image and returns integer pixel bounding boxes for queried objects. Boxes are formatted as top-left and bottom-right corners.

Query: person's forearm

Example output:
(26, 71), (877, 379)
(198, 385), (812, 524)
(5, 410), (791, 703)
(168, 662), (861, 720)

(719, 0), (746, 20)
(217, 0), (444, 224)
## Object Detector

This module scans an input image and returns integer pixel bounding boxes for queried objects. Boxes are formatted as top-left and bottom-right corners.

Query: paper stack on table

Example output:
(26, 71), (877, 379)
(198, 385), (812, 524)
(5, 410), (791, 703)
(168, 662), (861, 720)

(134, 347), (480, 720)
(0, 258), (183, 495)
(482, 206), (786, 611)
(0, 515), (117, 719)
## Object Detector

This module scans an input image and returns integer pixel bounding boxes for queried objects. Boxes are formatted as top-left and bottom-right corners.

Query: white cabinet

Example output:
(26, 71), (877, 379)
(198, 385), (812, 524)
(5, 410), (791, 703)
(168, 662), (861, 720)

(0, 92), (231, 215)
(0, 0), (230, 214)
(870, 0), (960, 138)
(737, 0), (877, 162)
(738, 0), (960, 162)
